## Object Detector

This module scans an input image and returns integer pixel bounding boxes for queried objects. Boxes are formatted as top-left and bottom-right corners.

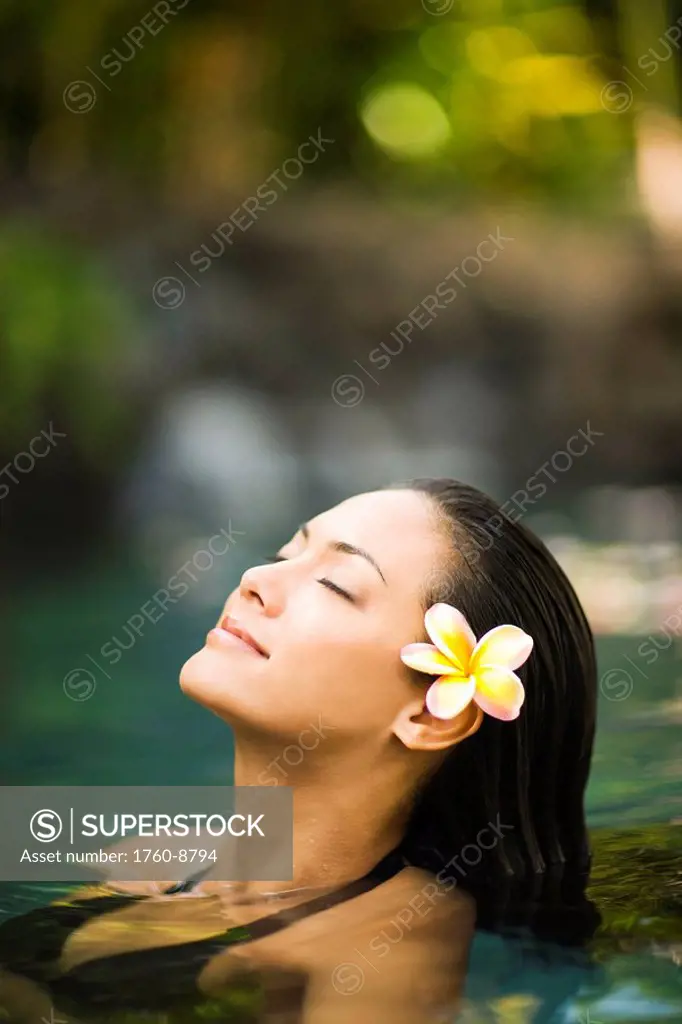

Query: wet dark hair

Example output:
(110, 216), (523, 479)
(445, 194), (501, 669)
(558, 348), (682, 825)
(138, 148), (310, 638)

(386, 478), (600, 942)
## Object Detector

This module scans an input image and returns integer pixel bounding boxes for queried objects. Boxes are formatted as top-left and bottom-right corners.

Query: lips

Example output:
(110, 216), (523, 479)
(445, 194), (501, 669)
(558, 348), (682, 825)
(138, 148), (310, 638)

(217, 616), (269, 658)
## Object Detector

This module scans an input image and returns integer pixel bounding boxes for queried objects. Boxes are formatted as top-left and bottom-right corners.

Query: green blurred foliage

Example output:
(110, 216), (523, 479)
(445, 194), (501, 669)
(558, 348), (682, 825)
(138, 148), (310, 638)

(0, 0), (641, 201)
(0, 0), (677, 454)
(0, 222), (137, 458)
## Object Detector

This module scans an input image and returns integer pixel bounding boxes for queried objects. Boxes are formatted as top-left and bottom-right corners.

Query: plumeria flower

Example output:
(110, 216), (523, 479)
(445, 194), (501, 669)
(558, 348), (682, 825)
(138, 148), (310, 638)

(400, 603), (533, 722)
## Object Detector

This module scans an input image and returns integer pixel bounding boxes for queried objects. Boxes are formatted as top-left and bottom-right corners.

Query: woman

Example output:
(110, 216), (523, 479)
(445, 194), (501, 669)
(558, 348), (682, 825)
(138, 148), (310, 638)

(0, 478), (599, 1022)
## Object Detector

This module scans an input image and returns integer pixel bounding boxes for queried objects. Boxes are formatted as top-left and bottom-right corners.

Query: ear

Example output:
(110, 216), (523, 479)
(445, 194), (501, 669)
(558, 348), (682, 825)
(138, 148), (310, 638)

(391, 695), (483, 752)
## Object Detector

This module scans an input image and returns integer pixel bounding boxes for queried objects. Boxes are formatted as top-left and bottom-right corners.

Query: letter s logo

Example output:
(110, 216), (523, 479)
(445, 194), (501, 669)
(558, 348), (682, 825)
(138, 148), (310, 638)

(30, 809), (63, 842)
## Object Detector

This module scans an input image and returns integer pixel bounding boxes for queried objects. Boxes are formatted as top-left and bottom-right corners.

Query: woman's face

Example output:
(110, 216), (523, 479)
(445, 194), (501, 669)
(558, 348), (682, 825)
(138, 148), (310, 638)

(180, 488), (448, 742)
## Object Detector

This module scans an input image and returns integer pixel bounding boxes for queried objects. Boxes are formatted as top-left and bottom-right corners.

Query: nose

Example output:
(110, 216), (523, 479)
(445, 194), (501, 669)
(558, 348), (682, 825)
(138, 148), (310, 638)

(237, 562), (283, 617)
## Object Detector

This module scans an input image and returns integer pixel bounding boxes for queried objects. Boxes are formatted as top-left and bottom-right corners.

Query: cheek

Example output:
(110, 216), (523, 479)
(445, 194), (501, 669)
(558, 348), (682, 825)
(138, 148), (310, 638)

(274, 598), (370, 677)
(273, 610), (411, 726)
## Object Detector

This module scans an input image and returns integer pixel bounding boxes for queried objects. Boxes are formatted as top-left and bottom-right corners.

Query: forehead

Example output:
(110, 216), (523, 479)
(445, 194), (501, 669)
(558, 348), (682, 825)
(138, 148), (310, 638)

(306, 488), (447, 587)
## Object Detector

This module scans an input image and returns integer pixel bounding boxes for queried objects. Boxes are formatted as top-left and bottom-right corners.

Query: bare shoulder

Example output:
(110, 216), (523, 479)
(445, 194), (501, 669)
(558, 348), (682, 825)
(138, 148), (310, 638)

(304, 864), (474, 938)
(305, 867), (475, 1022)
(223, 864), (475, 968)
(200, 866), (475, 1018)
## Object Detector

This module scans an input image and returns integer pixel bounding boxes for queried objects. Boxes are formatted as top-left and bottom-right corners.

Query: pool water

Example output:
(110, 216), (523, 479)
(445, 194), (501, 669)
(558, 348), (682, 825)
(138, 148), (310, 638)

(1, 578), (681, 1022)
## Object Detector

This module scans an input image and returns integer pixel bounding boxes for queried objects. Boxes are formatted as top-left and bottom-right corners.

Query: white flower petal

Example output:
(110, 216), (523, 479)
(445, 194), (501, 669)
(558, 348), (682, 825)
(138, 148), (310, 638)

(401, 643), (464, 676)
(425, 677), (476, 720)
(471, 625), (533, 672)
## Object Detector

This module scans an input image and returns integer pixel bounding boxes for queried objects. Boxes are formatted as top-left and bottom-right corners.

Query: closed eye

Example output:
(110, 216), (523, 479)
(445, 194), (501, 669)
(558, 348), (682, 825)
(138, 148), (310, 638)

(263, 554), (356, 604)
(317, 578), (355, 603)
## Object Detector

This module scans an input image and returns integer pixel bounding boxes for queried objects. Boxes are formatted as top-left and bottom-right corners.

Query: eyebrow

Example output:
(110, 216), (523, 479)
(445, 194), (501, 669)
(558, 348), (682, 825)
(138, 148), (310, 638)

(298, 522), (387, 585)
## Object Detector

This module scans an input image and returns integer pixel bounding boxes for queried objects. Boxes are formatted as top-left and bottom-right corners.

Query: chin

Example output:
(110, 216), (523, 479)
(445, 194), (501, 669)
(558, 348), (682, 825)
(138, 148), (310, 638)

(178, 644), (266, 729)
(179, 646), (234, 707)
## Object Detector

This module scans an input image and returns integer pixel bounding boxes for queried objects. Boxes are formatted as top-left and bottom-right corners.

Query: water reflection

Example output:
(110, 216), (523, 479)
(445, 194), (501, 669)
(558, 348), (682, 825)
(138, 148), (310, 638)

(2, 817), (682, 1024)
(0, 863), (478, 1022)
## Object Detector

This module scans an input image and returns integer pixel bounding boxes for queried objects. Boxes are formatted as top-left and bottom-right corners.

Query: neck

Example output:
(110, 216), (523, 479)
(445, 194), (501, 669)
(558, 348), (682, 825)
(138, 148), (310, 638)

(231, 734), (420, 893)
